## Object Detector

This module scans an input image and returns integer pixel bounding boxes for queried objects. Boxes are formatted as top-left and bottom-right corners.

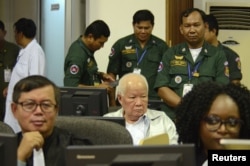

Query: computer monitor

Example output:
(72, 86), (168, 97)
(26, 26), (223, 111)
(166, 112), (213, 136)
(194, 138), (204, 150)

(83, 116), (125, 127)
(65, 144), (196, 166)
(0, 133), (17, 166)
(59, 86), (108, 116)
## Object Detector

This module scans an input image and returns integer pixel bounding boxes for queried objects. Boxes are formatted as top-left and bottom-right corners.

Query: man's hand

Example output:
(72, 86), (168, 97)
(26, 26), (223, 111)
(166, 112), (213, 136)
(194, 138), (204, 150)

(17, 131), (44, 162)
(100, 72), (115, 82)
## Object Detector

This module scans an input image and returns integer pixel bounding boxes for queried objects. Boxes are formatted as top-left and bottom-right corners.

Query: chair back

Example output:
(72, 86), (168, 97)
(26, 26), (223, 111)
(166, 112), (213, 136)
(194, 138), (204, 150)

(55, 116), (133, 145)
(0, 121), (15, 134)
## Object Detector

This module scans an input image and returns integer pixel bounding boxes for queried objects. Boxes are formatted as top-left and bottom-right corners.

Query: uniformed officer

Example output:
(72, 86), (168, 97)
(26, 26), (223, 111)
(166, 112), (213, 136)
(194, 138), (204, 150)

(205, 14), (242, 84)
(0, 20), (19, 121)
(107, 9), (169, 101)
(64, 20), (115, 105)
(154, 8), (229, 120)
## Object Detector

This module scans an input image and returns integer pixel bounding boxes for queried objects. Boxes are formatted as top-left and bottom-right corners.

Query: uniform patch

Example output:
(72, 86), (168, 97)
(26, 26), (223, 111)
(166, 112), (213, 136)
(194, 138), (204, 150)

(174, 55), (184, 60)
(126, 62), (132, 68)
(87, 60), (94, 68)
(109, 48), (115, 57)
(175, 76), (182, 84)
(171, 55), (186, 66)
(70, 65), (79, 75)
(235, 57), (241, 70)
(224, 61), (229, 77)
(157, 61), (163, 72)
(122, 49), (136, 55)
(125, 45), (132, 49)
(170, 59), (187, 66)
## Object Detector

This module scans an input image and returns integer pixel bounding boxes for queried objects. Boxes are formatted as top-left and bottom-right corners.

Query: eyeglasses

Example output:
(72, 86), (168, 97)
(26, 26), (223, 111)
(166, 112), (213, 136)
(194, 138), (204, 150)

(203, 115), (243, 132)
(16, 101), (57, 113)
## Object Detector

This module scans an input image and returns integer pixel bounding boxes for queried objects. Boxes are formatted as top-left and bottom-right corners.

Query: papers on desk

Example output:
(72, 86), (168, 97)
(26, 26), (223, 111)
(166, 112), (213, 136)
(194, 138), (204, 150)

(220, 139), (250, 150)
(139, 133), (169, 145)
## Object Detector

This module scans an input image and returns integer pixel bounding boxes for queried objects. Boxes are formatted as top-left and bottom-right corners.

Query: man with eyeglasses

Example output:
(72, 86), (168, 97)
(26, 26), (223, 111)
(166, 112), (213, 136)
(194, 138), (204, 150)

(11, 75), (92, 166)
(175, 81), (250, 166)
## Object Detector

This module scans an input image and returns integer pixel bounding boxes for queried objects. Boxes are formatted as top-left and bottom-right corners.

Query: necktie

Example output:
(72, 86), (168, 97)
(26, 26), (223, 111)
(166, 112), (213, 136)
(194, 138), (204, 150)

(33, 148), (45, 166)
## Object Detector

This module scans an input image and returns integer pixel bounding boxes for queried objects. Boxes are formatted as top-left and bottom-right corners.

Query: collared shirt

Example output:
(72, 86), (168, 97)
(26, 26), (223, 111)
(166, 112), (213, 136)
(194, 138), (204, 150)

(4, 39), (45, 133)
(154, 41), (229, 120)
(107, 34), (169, 100)
(126, 115), (150, 145)
(218, 42), (242, 81)
(104, 108), (178, 145)
(64, 36), (99, 86)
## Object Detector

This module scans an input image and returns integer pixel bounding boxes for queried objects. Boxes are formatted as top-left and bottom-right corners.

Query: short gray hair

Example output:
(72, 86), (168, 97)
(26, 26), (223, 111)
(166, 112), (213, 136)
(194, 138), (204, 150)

(116, 73), (148, 98)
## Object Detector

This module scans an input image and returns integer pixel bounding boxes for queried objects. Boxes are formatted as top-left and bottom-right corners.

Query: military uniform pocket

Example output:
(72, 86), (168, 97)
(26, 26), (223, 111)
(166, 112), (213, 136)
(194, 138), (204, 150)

(122, 54), (137, 72)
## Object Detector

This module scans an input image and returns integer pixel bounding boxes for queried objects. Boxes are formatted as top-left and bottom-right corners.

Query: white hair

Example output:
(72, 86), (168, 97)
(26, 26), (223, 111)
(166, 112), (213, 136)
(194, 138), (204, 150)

(115, 73), (148, 98)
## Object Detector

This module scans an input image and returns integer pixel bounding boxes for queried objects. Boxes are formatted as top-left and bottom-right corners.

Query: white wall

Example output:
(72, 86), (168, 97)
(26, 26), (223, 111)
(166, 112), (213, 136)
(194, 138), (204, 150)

(86, 0), (166, 73)
(0, 0), (40, 43)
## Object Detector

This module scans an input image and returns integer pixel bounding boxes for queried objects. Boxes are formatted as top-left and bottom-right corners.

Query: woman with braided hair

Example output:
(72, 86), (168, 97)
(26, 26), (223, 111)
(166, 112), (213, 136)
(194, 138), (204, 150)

(175, 81), (250, 166)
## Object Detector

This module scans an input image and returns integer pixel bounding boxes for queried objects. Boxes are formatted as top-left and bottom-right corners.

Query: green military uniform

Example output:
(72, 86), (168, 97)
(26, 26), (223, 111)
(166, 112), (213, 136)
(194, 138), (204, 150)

(64, 36), (101, 86)
(107, 34), (169, 100)
(218, 42), (242, 81)
(154, 41), (229, 120)
(0, 40), (19, 121)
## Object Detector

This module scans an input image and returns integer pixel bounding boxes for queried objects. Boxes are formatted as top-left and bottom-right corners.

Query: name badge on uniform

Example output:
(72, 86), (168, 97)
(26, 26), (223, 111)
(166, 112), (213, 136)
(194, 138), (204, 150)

(133, 68), (141, 74)
(4, 69), (11, 82)
(182, 83), (193, 97)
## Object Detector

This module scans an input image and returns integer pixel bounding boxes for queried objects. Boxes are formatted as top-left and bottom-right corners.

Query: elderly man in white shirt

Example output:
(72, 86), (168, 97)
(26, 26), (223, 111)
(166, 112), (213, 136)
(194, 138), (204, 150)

(4, 18), (45, 133)
(104, 73), (178, 145)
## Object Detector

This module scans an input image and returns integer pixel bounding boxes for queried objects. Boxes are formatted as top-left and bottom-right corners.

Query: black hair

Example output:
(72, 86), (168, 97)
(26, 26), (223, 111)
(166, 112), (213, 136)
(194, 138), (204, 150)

(180, 8), (206, 24)
(132, 9), (154, 26)
(14, 18), (36, 38)
(0, 20), (5, 30)
(84, 20), (110, 39)
(176, 81), (250, 147)
(205, 14), (219, 36)
(12, 75), (60, 107)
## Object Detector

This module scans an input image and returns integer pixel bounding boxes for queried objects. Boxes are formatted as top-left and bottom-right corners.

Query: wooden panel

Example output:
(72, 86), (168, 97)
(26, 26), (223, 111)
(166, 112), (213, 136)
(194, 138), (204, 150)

(166, 0), (193, 46)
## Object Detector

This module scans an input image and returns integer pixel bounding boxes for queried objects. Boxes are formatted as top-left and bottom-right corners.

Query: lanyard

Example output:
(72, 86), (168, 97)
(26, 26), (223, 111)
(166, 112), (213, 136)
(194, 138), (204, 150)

(188, 61), (202, 81)
(136, 48), (147, 66)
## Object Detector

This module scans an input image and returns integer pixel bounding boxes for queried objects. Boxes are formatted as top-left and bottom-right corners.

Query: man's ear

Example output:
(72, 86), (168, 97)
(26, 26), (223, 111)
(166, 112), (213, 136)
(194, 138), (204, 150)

(212, 28), (217, 36)
(117, 94), (122, 105)
(179, 25), (183, 35)
(204, 22), (208, 29)
(87, 33), (94, 41)
(11, 103), (18, 119)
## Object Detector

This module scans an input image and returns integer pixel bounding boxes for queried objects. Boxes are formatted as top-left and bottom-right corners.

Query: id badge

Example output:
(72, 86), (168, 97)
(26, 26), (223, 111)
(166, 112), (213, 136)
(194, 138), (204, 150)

(182, 83), (193, 97)
(4, 69), (12, 82)
(133, 68), (141, 74)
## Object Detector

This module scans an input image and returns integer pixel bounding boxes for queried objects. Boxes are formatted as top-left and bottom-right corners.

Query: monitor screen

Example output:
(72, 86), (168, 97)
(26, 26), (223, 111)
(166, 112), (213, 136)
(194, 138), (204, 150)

(59, 86), (108, 116)
(64, 144), (196, 166)
(0, 133), (17, 166)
